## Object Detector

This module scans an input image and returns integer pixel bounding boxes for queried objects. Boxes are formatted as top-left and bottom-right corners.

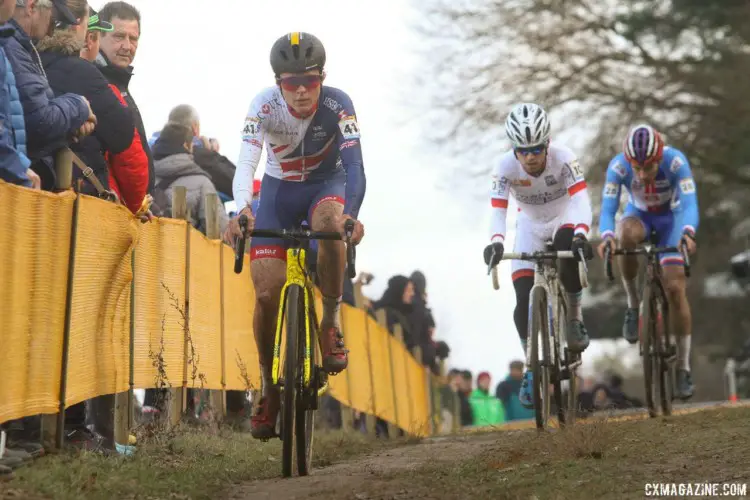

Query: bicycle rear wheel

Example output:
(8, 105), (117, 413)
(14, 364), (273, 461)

(281, 285), (302, 477)
(554, 292), (572, 427)
(640, 284), (658, 418)
(530, 287), (551, 430)
(296, 287), (315, 476)
(655, 290), (674, 416)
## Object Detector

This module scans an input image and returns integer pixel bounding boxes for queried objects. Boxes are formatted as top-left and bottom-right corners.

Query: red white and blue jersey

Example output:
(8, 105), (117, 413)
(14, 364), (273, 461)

(598, 147), (699, 240)
(233, 85), (365, 217)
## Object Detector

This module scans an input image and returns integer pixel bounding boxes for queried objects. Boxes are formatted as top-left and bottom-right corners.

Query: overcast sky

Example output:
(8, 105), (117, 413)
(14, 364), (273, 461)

(94, 0), (639, 386)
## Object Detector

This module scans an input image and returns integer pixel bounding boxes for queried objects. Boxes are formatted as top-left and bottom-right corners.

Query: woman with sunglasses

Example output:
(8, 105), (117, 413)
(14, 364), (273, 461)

(484, 102), (595, 409)
(597, 124), (699, 400)
(225, 31), (366, 441)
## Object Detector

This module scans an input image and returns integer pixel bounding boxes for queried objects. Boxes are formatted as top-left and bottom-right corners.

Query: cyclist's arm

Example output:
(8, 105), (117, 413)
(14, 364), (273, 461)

(489, 161), (512, 243)
(562, 155), (593, 238)
(336, 93), (366, 219)
(672, 152), (699, 237)
(598, 157), (625, 240)
(232, 98), (266, 213)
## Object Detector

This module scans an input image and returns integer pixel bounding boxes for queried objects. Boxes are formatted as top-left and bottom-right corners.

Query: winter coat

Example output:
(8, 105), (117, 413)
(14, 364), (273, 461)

(36, 30), (148, 213)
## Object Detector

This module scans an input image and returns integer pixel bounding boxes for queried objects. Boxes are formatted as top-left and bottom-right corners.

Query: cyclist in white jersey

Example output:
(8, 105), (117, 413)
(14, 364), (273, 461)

(484, 103), (594, 408)
(225, 32), (366, 440)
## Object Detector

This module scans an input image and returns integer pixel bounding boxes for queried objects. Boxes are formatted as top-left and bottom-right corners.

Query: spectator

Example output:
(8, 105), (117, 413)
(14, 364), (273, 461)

(0, 0), (35, 189)
(5, 0), (95, 189)
(150, 104), (237, 205)
(469, 371), (505, 427)
(95, 1), (153, 194)
(439, 368), (463, 432)
(37, 3), (148, 214)
(369, 275), (415, 346)
(152, 122), (229, 234)
(0, 0), (43, 477)
(495, 360), (534, 421)
(459, 370), (474, 426)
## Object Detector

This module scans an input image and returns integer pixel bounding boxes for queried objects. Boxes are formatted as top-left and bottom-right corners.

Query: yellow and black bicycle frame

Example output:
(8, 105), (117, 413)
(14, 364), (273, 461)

(270, 246), (328, 396)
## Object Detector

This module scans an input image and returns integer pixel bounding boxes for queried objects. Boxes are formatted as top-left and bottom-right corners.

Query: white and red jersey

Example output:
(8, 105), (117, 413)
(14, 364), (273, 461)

(489, 142), (592, 243)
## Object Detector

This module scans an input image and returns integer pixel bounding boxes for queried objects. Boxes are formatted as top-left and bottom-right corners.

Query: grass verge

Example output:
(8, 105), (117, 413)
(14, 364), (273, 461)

(345, 407), (750, 500)
(0, 425), (413, 500)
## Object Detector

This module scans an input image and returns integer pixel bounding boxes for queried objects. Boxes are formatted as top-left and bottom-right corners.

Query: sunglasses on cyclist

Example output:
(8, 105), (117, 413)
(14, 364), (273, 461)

(277, 74), (322, 92)
(630, 159), (659, 171)
(514, 144), (547, 156)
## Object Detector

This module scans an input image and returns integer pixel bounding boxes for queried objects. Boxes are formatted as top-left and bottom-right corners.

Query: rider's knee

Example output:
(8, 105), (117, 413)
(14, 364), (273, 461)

(553, 226), (574, 250)
(619, 219), (644, 247)
(512, 274), (533, 307)
(663, 267), (687, 301)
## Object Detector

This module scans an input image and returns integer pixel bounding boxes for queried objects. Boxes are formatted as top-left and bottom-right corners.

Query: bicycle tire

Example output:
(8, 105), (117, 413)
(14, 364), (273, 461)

(296, 287), (315, 476)
(556, 292), (575, 427)
(550, 295), (565, 428)
(655, 286), (674, 416)
(641, 284), (658, 418)
(281, 285), (302, 477)
(530, 286), (549, 430)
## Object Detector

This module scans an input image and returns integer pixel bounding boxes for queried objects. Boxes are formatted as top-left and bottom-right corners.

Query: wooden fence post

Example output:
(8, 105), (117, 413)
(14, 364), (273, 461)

(168, 186), (188, 426)
(41, 149), (77, 449)
(204, 193), (226, 419)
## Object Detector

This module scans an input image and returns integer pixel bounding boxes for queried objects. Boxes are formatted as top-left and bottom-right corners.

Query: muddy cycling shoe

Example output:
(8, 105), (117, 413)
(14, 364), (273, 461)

(566, 319), (590, 352)
(250, 391), (280, 441)
(320, 326), (349, 374)
(519, 370), (534, 409)
(675, 369), (694, 400)
(623, 308), (639, 344)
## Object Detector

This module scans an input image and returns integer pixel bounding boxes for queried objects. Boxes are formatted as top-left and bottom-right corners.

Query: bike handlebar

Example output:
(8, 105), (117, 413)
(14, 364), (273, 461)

(233, 214), (357, 277)
(488, 248), (589, 290)
(603, 240), (691, 281)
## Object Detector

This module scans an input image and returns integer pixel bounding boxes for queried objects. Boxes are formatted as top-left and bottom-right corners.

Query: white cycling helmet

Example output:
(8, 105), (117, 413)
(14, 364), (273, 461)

(505, 102), (551, 148)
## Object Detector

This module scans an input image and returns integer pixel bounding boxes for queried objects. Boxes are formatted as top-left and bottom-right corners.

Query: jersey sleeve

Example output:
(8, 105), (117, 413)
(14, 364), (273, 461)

(489, 159), (512, 244)
(560, 153), (593, 238)
(671, 151), (699, 236)
(232, 95), (266, 212)
(598, 157), (625, 240)
(334, 92), (366, 218)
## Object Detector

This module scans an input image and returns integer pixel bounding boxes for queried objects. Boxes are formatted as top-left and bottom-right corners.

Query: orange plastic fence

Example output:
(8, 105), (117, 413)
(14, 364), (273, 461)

(0, 182), (432, 435)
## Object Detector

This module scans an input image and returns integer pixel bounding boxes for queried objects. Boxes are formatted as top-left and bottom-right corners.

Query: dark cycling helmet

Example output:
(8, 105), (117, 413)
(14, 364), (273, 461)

(270, 32), (326, 77)
(624, 124), (664, 165)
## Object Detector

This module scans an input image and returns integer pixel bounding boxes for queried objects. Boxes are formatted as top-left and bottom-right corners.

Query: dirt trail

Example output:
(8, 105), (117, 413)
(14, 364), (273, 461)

(225, 432), (506, 500)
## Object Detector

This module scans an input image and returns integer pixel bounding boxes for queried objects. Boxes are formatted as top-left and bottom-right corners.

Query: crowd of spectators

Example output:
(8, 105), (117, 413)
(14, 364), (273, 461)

(436, 363), (643, 431)
(0, 0), (251, 477)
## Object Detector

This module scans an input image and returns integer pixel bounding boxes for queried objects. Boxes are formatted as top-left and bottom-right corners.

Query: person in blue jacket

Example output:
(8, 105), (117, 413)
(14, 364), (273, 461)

(3, 0), (95, 189)
(0, 18), (34, 188)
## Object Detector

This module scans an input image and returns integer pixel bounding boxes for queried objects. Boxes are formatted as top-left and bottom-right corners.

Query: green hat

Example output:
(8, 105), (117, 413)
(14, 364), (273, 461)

(88, 7), (114, 32)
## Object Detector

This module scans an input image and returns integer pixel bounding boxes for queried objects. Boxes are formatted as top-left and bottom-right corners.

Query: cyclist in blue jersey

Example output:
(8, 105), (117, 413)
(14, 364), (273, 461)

(225, 32), (366, 439)
(597, 124), (698, 399)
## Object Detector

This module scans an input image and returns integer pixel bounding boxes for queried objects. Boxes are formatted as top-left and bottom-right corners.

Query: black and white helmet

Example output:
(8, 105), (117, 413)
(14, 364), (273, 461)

(505, 103), (551, 148)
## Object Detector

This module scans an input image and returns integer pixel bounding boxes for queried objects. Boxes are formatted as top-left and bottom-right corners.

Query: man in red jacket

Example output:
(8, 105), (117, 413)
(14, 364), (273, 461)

(38, 5), (148, 214)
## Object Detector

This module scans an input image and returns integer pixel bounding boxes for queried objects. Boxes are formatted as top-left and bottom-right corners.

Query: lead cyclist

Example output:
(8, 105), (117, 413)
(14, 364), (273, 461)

(483, 103), (595, 409)
(224, 32), (366, 440)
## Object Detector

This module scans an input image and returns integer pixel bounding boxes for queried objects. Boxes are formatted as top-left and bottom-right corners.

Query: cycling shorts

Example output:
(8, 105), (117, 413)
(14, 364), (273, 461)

(511, 212), (573, 281)
(250, 172), (345, 261)
(620, 203), (684, 266)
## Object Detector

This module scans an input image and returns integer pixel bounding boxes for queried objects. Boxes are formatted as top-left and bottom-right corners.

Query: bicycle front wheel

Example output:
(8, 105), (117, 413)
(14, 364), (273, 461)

(655, 288), (674, 416)
(296, 287), (315, 476)
(530, 286), (551, 430)
(641, 284), (658, 418)
(281, 285), (302, 477)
